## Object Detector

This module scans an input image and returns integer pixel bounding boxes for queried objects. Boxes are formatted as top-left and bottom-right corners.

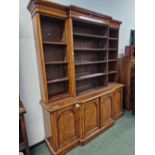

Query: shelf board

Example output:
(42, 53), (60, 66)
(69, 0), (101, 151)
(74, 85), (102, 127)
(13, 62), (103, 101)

(77, 85), (107, 96)
(47, 77), (69, 84)
(75, 60), (107, 66)
(43, 41), (66, 46)
(108, 59), (117, 62)
(76, 73), (107, 81)
(109, 37), (118, 40)
(108, 71), (117, 74)
(74, 32), (108, 39)
(74, 48), (108, 51)
(49, 92), (70, 102)
(109, 48), (118, 51)
(45, 61), (68, 65)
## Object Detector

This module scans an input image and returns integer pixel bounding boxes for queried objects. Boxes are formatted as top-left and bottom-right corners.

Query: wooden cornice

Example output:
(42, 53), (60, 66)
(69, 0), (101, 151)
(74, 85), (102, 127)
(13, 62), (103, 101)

(27, 0), (121, 27)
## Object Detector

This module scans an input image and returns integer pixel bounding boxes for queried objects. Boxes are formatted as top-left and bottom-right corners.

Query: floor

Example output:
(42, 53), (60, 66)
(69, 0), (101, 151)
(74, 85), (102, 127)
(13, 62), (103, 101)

(31, 111), (135, 155)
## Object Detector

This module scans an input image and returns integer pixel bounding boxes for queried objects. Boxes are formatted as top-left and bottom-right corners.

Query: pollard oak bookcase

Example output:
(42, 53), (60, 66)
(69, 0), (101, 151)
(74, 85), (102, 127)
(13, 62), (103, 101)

(28, 1), (124, 154)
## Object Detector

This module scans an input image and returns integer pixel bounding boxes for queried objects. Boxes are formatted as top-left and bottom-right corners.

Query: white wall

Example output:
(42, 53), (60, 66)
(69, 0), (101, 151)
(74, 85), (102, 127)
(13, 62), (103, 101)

(19, 0), (135, 146)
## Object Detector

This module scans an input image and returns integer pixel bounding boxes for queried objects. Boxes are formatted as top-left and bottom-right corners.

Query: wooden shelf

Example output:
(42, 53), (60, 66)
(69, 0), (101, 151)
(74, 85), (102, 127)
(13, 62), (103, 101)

(47, 77), (69, 84)
(74, 48), (108, 51)
(109, 37), (118, 40)
(45, 61), (68, 65)
(49, 92), (70, 102)
(43, 41), (67, 46)
(76, 73), (107, 81)
(109, 48), (118, 51)
(108, 59), (117, 62)
(75, 60), (107, 66)
(74, 32), (108, 39)
(108, 71), (117, 74)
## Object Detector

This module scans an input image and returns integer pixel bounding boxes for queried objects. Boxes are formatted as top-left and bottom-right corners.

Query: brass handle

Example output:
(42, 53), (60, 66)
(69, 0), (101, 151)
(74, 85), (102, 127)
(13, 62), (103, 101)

(75, 104), (81, 109)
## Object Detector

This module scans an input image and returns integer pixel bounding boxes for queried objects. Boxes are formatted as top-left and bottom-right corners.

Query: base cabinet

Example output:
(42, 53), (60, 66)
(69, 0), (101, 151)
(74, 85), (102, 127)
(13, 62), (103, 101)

(43, 84), (124, 155)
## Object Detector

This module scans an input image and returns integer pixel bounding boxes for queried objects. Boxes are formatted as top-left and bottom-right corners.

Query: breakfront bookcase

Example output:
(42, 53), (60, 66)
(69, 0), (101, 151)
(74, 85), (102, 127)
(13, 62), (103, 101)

(28, 1), (124, 154)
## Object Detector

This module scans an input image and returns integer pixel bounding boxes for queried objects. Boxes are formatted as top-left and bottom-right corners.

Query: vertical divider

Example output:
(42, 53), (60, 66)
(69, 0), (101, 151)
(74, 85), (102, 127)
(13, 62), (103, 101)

(66, 14), (76, 97)
(107, 26), (110, 84)
(32, 13), (49, 103)
(116, 29), (119, 82)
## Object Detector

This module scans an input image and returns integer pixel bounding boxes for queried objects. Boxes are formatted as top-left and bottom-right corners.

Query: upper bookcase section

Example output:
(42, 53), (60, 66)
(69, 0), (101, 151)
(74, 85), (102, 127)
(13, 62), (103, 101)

(27, 0), (122, 28)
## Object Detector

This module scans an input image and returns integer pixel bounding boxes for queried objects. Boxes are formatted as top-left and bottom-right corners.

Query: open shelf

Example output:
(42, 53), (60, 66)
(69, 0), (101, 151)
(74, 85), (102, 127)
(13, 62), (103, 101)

(109, 28), (119, 38)
(109, 48), (118, 51)
(74, 48), (107, 51)
(43, 41), (67, 46)
(76, 73), (107, 81)
(73, 20), (108, 37)
(108, 59), (117, 62)
(108, 71), (117, 74)
(40, 15), (66, 42)
(109, 37), (118, 40)
(45, 61), (68, 65)
(76, 75), (107, 96)
(48, 81), (69, 101)
(47, 77), (69, 84)
(74, 38), (108, 49)
(108, 61), (117, 71)
(109, 40), (118, 49)
(108, 74), (117, 82)
(75, 60), (107, 66)
(74, 32), (108, 39)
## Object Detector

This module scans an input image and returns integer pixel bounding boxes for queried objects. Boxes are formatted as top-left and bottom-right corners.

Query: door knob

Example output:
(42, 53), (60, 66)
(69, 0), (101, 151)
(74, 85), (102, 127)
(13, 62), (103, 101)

(75, 104), (81, 109)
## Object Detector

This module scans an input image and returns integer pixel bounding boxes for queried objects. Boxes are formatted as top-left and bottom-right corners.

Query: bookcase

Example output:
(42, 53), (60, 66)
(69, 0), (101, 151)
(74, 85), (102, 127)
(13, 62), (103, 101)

(28, 1), (124, 154)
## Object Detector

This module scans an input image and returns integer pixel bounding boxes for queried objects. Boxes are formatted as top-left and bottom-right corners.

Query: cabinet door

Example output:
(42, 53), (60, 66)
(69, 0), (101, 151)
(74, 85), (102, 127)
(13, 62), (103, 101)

(56, 105), (79, 148)
(100, 93), (114, 127)
(83, 98), (100, 137)
(113, 88), (123, 119)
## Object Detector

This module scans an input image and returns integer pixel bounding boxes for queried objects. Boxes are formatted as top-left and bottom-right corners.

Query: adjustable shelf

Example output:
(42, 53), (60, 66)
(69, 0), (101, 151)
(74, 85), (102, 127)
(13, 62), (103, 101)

(108, 71), (117, 74)
(109, 37), (118, 40)
(43, 41), (67, 46)
(108, 59), (117, 62)
(74, 48), (107, 51)
(47, 77), (69, 84)
(74, 32), (108, 39)
(45, 61), (68, 65)
(76, 73), (107, 81)
(75, 60), (107, 66)
(109, 48), (118, 51)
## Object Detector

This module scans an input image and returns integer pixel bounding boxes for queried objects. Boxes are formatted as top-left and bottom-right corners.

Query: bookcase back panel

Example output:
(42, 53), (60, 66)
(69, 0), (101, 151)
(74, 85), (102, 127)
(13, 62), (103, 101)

(76, 76), (106, 95)
(44, 46), (67, 62)
(108, 51), (117, 59)
(73, 21), (108, 36)
(74, 38), (108, 49)
(109, 40), (118, 48)
(108, 74), (117, 82)
(40, 16), (65, 42)
(108, 62), (117, 71)
(46, 64), (68, 80)
(75, 64), (106, 77)
(48, 82), (69, 100)
(109, 28), (118, 38)
(74, 52), (107, 62)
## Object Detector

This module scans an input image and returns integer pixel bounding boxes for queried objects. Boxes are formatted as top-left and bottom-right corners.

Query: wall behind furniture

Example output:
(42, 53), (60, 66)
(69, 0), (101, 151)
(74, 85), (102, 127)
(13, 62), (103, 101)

(19, 0), (135, 146)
